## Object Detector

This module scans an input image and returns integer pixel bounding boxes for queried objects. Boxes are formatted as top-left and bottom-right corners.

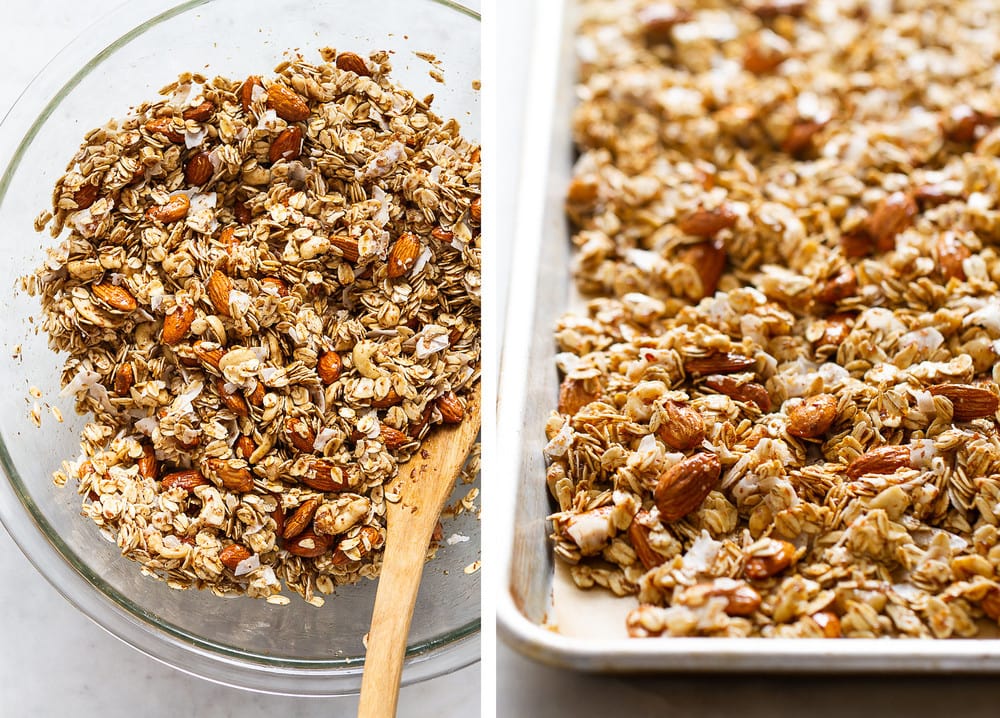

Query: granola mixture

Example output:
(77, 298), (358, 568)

(548, 0), (1000, 637)
(25, 49), (480, 605)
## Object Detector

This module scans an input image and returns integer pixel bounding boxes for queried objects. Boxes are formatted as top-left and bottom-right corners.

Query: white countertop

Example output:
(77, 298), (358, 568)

(0, 2), (478, 715)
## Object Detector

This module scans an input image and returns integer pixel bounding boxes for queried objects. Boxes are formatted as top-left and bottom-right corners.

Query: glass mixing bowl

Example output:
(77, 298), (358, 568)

(0, 0), (480, 696)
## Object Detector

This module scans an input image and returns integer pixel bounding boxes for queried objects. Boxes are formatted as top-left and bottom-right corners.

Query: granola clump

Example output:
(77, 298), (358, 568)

(550, 0), (1000, 637)
(25, 49), (480, 605)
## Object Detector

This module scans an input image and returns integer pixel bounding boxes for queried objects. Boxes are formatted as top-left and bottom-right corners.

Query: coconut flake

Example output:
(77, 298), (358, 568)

(912, 389), (936, 414)
(134, 416), (159, 435)
(313, 427), (336, 452)
(446, 533), (470, 546)
(910, 439), (938, 468)
(899, 327), (945, 352)
(964, 300), (1000, 334)
(360, 141), (407, 180)
(185, 127), (208, 149)
(412, 246), (433, 276)
(373, 185), (392, 227)
(682, 531), (722, 574)
(173, 380), (204, 413)
(414, 325), (450, 358)
(234, 553), (260, 577)
(257, 109), (282, 131)
(544, 419), (575, 458)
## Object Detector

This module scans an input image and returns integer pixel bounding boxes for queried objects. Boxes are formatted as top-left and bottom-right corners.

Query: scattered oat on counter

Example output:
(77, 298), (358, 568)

(24, 49), (480, 605)
(550, 0), (1000, 638)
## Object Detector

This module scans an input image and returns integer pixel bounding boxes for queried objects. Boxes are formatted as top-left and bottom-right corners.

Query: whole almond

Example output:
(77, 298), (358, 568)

(470, 197), (482, 223)
(657, 400), (704, 450)
(114, 362), (134, 395)
(782, 120), (825, 157)
(677, 238), (726, 299)
(331, 526), (382, 564)
(743, 33), (787, 74)
(73, 183), (99, 210)
(928, 384), (999, 421)
(866, 191), (917, 252)
(816, 312), (855, 348)
(283, 498), (321, 540)
(271, 503), (285, 538)
(431, 227), (455, 242)
(380, 424), (409, 449)
(144, 117), (185, 143)
(558, 376), (600, 415)
(285, 417), (316, 453)
(371, 387), (403, 409)
(846, 445), (912, 479)
(146, 194), (190, 223)
(745, 540), (798, 580)
(161, 469), (208, 492)
(240, 75), (262, 113)
(653, 452), (722, 522)
(207, 270), (232, 317)
(719, 583), (763, 617)
(216, 379), (250, 418)
(268, 126), (303, 164)
(162, 303), (195, 345)
(387, 232), (421, 278)
(260, 276), (289, 297)
(787, 393), (838, 438)
(937, 231), (970, 282)
(684, 351), (754, 377)
(840, 229), (874, 258)
(812, 611), (843, 638)
(245, 380), (265, 407)
(336, 51), (371, 77)
(628, 512), (666, 570)
(266, 83), (310, 122)
(944, 105), (995, 143)
(436, 391), (465, 423)
(193, 340), (224, 369)
(234, 200), (252, 224)
(814, 265), (857, 304)
(705, 374), (772, 412)
(220, 544), (252, 570)
(329, 234), (360, 263)
(137, 444), (159, 481)
(236, 434), (257, 461)
(678, 205), (737, 238)
(286, 530), (334, 558)
(203, 457), (254, 493)
(92, 282), (137, 312)
(302, 458), (348, 491)
(317, 351), (343, 384)
(185, 151), (213, 186)
(182, 100), (215, 122)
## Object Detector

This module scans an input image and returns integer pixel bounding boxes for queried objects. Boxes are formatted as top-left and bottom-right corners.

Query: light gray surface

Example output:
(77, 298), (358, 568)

(0, 1), (478, 715)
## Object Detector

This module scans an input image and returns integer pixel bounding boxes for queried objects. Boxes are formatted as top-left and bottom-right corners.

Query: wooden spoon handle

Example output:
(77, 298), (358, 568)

(357, 386), (480, 718)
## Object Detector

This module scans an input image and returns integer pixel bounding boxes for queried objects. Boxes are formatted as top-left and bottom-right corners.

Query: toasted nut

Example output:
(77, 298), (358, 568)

(748, 0), (806, 19)
(928, 384), (999, 421)
(437, 391), (465, 423)
(236, 435), (257, 461)
(678, 205), (737, 237)
(704, 374), (772, 412)
(743, 32), (788, 74)
(137, 444), (158, 481)
(240, 75), (262, 112)
(387, 232), (421, 278)
(268, 126), (304, 163)
(245, 381), (265, 407)
(408, 403), (435, 439)
(944, 105), (995, 143)
(638, 3), (693, 43)
(937, 231), (970, 282)
(653, 453), (722, 521)
(206, 270), (232, 317)
(161, 469), (208, 492)
(193, 340), (224, 369)
(846, 445), (912, 479)
(814, 265), (857, 304)
(283, 498), (321, 540)
(92, 282), (137, 312)
(285, 417), (316, 453)
(470, 197), (482, 223)
(331, 526), (383, 564)
(558, 376), (600, 415)
(234, 200), (252, 224)
(184, 151), (213, 186)
(302, 458), (348, 491)
(628, 512), (666, 570)
(371, 387), (403, 409)
(866, 191), (917, 252)
(114, 362), (134, 395)
(144, 117), (185, 143)
(266, 83), (310, 122)
(330, 234), (360, 262)
(677, 238), (726, 299)
(271, 502), (285, 537)
(840, 229), (874, 258)
(146, 194), (190, 223)
(557, 505), (615, 556)
(782, 120), (826, 157)
(566, 176), (599, 206)
(816, 312), (855, 348)
(216, 378), (249, 418)
(811, 611), (842, 638)
(787, 394), (838, 438)
(73, 183), (99, 210)
(684, 352), (754, 376)
(203, 457), (254, 493)
(431, 227), (455, 242)
(260, 276), (289, 297)
(380, 424), (409, 449)
(219, 544), (252, 570)
(162, 303), (195, 345)
(721, 583), (763, 617)
(317, 351), (343, 384)
(336, 51), (371, 77)
(657, 400), (704, 450)
(745, 540), (798, 579)
(285, 530), (334, 558)
(981, 587), (1000, 620)
(182, 100), (215, 122)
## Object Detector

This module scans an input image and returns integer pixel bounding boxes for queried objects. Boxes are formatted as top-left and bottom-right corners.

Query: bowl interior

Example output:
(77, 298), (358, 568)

(0, 0), (479, 694)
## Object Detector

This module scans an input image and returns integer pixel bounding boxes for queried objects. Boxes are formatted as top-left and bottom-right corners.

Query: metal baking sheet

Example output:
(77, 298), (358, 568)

(495, 0), (1000, 672)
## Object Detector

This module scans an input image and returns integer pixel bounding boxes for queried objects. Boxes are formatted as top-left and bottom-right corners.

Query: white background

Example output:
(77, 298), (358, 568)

(0, 1), (478, 716)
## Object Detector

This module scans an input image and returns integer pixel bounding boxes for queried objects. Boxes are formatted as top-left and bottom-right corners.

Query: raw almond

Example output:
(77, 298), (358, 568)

(182, 100), (215, 122)
(146, 194), (190, 223)
(203, 457), (254, 493)
(704, 374), (772, 412)
(240, 75), (262, 113)
(162, 303), (195, 345)
(184, 151), (213, 186)
(653, 452), (722, 522)
(787, 393), (838, 438)
(114, 362), (134, 395)
(436, 391), (464, 423)
(220, 544), (252, 570)
(138, 444), (159, 481)
(678, 205), (737, 237)
(684, 351), (754, 377)
(161, 469), (208, 492)
(285, 417), (316, 453)
(330, 234), (360, 262)
(811, 611), (842, 638)
(558, 376), (600, 415)
(268, 126), (303, 163)
(937, 231), (970, 282)
(744, 540), (798, 580)
(73, 183), (99, 210)
(266, 83), (310, 122)
(144, 117), (185, 143)
(283, 498), (321, 540)
(216, 378), (250, 418)
(676, 238), (726, 299)
(656, 400), (704, 450)
(380, 424), (409, 449)
(928, 383), (999, 421)
(317, 351), (343, 384)
(193, 340), (224, 369)
(387, 232), (421, 278)
(92, 282), (137, 312)
(846, 445), (912, 479)
(302, 458), (348, 491)
(336, 51), (371, 77)
(207, 270), (232, 317)
(628, 512), (665, 570)
(866, 191), (917, 252)
(814, 265), (857, 304)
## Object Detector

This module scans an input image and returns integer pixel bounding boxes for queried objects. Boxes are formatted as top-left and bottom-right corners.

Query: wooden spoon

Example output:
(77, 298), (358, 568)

(358, 383), (481, 718)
